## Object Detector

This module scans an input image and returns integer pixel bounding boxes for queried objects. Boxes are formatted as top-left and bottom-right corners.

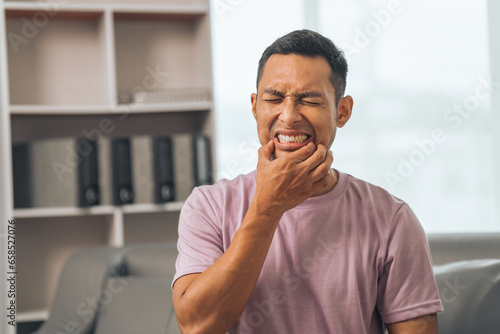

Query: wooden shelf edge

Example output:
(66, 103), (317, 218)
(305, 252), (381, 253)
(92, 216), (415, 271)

(119, 101), (213, 113)
(17, 309), (49, 323)
(4, 2), (106, 18)
(121, 201), (184, 214)
(112, 3), (209, 15)
(9, 101), (212, 115)
(13, 202), (184, 219)
(10, 104), (115, 115)
(14, 205), (116, 219)
(4, 2), (208, 18)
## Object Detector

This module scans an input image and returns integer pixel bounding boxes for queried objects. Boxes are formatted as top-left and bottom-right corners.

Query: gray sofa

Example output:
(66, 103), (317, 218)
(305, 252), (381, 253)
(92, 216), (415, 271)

(31, 233), (500, 334)
(428, 233), (500, 334)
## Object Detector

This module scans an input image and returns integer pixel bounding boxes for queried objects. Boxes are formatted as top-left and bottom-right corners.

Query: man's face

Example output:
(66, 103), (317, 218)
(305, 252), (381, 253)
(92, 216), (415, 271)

(251, 54), (352, 159)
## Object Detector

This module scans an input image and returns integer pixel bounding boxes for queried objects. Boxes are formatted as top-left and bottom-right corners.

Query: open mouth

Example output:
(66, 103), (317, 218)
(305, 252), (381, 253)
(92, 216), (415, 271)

(277, 134), (310, 144)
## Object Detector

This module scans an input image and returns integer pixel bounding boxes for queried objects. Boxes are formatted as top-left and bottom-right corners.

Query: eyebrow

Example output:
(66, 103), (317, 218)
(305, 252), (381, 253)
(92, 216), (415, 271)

(262, 89), (323, 98)
(262, 89), (284, 97)
(293, 91), (323, 99)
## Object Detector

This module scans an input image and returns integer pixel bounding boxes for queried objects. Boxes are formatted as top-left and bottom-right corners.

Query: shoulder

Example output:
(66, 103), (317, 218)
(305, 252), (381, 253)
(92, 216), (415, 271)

(194, 170), (256, 200)
(341, 172), (412, 228)
(343, 172), (406, 207)
(184, 170), (256, 213)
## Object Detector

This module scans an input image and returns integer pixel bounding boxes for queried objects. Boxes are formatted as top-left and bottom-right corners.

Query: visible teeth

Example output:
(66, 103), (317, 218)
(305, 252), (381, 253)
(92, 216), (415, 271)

(278, 134), (308, 143)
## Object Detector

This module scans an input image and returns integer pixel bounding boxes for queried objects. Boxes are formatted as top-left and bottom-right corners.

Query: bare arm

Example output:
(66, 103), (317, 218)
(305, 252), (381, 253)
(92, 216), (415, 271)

(172, 140), (333, 334)
(386, 314), (439, 334)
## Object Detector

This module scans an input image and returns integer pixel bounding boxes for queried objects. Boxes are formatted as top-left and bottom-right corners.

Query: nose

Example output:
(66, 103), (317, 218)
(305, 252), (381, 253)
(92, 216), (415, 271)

(278, 99), (302, 126)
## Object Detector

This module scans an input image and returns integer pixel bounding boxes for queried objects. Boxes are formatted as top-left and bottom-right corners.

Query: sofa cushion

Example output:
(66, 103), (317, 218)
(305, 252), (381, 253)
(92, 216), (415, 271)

(125, 242), (178, 278)
(93, 277), (180, 334)
(434, 259), (500, 334)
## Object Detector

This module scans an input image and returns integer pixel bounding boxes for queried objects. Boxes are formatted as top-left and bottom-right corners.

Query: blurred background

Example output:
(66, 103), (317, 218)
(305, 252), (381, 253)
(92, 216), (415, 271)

(211, 0), (500, 233)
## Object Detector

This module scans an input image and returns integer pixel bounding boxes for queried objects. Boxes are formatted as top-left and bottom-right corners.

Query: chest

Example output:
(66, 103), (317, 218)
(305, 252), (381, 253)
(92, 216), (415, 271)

(257, 208), (386, 303)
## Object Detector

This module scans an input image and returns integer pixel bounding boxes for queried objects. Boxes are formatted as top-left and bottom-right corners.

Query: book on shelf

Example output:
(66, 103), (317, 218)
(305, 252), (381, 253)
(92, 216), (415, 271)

(11, 133), (212, 210)
(12, 138), (79, 208)
(193, 133), (213, 186)
(112, 138), (134, 205)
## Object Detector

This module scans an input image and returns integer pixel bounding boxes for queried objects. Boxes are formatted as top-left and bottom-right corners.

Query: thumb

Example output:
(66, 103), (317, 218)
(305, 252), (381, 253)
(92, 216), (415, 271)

(258, 140), (275, 162)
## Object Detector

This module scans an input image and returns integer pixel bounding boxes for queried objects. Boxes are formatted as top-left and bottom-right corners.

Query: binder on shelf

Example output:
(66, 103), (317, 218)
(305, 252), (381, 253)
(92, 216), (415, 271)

(131, 136), (154, 204)
(131, 134), (193, 204)
(77, 139), (100, 207)
(153, 136), (175, 203)
(98, 136), (112, 206)
(193, 134), (213, 186)
(26, 138), (78, 207)
(12, 143), (32, 208)
(112, 138), (134, 205)
(172, 134), (194, 202)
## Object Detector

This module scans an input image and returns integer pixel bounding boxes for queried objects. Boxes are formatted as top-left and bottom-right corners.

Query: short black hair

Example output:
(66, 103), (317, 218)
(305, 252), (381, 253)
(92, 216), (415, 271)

(256, 29), (348, 104)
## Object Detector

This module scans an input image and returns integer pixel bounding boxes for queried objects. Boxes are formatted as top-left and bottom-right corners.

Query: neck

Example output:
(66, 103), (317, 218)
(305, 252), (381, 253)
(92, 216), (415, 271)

(311, 169), (338, 197)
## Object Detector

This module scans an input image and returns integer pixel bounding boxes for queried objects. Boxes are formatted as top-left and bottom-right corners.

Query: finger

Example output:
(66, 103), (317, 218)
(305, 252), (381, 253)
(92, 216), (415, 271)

(309, 149), (333, 182)
(287, 142), (316, 162)
(258, 140), (275, 163)
(300, 144), (328, 171)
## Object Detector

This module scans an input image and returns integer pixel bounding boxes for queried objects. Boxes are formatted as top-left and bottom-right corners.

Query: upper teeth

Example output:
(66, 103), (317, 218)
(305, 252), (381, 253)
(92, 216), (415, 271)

(278, 134), (308, 143)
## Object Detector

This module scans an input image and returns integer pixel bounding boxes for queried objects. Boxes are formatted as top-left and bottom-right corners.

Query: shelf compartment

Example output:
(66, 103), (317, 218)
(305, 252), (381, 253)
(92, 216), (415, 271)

(123, 211), (180, 245)
(15, 215), (113, 314)
(11, 110), (210, 143)
(113, 11), (212, 105)
(5, 9), (110, 106)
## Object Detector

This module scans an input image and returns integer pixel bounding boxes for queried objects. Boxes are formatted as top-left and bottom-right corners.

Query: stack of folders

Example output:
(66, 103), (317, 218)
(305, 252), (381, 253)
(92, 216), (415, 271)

(11, 134), (213, 208)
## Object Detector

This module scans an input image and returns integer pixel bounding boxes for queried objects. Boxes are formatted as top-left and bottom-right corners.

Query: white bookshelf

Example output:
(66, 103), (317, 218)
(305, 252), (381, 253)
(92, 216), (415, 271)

(9, 101), (213, 114)
(0, 1), (215, 332)
(0, 0), (17, 333)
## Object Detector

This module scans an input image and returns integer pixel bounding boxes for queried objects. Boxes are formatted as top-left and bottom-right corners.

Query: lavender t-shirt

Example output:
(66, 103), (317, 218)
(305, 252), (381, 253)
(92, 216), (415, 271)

(173, 170), (443, 333)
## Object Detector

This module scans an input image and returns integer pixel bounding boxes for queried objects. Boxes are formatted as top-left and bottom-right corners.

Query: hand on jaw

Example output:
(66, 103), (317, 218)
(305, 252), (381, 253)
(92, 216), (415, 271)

(254, 139), (335, 218)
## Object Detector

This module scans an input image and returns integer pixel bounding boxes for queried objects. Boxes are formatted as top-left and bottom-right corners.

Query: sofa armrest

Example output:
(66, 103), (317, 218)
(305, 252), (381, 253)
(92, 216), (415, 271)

(434, 259), (500, 334)
(34, 247), (126, 334)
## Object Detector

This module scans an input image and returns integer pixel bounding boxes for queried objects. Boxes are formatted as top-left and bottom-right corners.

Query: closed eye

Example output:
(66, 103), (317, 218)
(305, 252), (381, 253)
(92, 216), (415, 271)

(264, 99), (282, 103)
(302, 100), (320, 105)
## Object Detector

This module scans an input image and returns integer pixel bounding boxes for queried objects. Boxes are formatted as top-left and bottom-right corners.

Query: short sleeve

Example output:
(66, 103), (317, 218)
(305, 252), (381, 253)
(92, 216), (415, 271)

(377, 204), (443, 324)
(172, 187), (224, 289)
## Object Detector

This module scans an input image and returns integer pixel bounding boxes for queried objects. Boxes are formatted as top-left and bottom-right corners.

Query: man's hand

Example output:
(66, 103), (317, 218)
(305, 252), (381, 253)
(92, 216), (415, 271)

(254, 140), (334, 216)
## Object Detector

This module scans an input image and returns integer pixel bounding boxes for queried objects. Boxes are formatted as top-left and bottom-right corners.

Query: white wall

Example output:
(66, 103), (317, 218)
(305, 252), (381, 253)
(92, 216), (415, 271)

(210, 0), (305, 180)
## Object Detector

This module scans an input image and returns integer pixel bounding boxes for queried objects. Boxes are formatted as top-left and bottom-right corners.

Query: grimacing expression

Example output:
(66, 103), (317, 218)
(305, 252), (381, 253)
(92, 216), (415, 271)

(251, 54), (352, 159)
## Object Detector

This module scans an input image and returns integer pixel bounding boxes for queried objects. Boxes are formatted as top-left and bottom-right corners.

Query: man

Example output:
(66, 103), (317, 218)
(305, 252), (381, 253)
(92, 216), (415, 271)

(172, 30), (443, 333)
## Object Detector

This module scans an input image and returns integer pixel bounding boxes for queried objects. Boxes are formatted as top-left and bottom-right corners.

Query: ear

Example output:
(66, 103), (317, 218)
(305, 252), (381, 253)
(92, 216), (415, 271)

(337, 95), (353, 128)
(251, 93), (258, 120)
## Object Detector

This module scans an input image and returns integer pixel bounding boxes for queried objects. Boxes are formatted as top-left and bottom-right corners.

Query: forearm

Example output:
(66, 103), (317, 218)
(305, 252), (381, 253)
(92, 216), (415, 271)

(173, 201), (283, 334)
(386, 314), (439, 334)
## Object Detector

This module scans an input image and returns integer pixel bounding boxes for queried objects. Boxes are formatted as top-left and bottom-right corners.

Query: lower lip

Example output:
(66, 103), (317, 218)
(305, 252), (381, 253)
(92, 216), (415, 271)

(274, 136), (312, 150)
